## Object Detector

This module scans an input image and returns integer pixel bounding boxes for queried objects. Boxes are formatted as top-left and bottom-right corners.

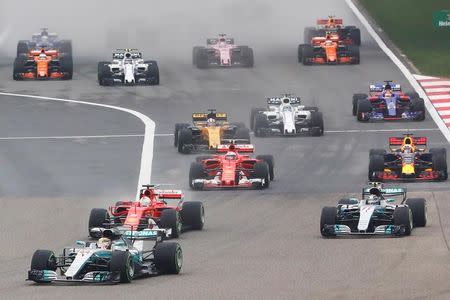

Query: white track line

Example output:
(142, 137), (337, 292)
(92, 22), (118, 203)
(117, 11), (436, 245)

(345, 0), (450, 143)
(0, 91), (155, 199)
(0, 134), (144, 140)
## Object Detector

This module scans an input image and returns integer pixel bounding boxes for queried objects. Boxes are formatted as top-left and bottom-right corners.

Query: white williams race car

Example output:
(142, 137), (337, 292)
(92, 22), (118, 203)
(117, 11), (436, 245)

(250, 94), (324, 136)
(98, 49), (159, 86)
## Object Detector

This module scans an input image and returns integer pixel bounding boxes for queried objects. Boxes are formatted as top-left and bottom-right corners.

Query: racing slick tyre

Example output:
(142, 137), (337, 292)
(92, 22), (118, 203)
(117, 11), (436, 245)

(177, 128), (193, 154)
(352, 93), (367, 116)
(310, 112), (324, 136)
(13, 56), (26, 80)
(16, 40), (29, 56)
(411, 98), (425, 121)
(254, 113), (269, 137)
(60, 56), (73, 80)
(253, 162), (270, 188)
(155, 242), (183, 274)
(189, 162), (206, 189)
(348, 45), (360, 64)
(174, 123), (190, 147)
(320, 207), (337, 237)
(240, 46), (254, 68)
(192, 46), (202, 65)
(159, 209), (182, 238)
(303, 27), (321, 44)
(88, 208), (110, 238)
(301, 45), (314, 65)
(58, 40), (73, 56)
(110, 251), (134, 283)
(303, 106), (319, 112)
(250, 108), (265, 131)
(181, 201), (205, 230)
(430, 148), (448, 180)
(394, 206), (413, 236)
(347, 27), (361, 46)
(256, 155), (275, 180)
(144, 60), (159, 85)
(406, 198), (427, 227)
(195, 49), (209, 69)
(297, 44), (304, 63)
(369, 149), (386, 157)
(31, 250), (57, 272)
(230, 122), (245, 128)
(97, 61), (113, 86)
(356, 98), (371, 121)
(368, 155), (384, 181)
(234, 127), (251, 141)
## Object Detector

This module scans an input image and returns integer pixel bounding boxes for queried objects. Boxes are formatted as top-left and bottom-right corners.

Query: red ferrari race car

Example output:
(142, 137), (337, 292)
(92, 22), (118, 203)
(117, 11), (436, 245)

(189, 144), (274, 190)
(298, 31), (359, 65)
(304, 16), (361, 45)
(88, 185), (205, 239)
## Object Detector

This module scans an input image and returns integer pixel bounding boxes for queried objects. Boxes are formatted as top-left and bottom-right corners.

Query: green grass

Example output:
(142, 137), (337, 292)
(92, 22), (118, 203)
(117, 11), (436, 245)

(359, 0), (450, 77)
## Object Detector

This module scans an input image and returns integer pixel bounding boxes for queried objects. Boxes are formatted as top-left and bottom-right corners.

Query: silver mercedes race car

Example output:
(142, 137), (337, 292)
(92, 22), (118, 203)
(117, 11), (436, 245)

(27, 228), (181, 284)
(320, 183), (427, 237)
(250, 94), (324, 137)
(97, 49), (159, 86)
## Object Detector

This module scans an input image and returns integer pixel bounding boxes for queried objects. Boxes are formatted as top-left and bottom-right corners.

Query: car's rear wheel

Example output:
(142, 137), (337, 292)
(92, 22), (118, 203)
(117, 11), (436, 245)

(310, 112), (324, 136)
(159, 209), (182, 238)
(352, 93), (367, 116)
(88, 208), (110, 238)
(178, 129), (193, 154)
(253, 162), (270, 188)
(368, 154), (384, 181)
(181, 201), (205, 230)
(256, 155), (275, 180)
(357, 99), (372, 121)
(430, 148), (447, 180)
(189, 162), (206, 189)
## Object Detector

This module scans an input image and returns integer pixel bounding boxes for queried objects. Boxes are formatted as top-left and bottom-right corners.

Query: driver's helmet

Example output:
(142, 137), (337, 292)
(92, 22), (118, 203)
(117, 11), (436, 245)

(219, 38), (226, 43)
(225, 151), (237, 161)
(383, 84), (393, 97)
(38, 53), (47, 59)
(97, 237), (112, 249)
(401, 144), (413, 153)
(140, 196), (151, 207)
(367, 194), (380, 205)
(207, 118), (216, 126)
(124, 58), (133, 64)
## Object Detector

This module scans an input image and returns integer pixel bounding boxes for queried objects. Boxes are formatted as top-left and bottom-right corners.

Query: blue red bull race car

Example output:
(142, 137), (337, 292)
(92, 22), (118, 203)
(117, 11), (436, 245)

(352, 81), (425, 122)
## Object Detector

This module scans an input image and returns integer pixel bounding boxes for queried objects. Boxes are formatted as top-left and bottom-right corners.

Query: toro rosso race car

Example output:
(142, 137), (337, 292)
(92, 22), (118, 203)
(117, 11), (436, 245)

(304, 16), (361, 45)
(353, 81), (425, 121)
(97, 49), (159, 86)
(28, 228), (182, 284)
(298, 31), (359, 65)
(16, 28), (72, 57)
(369, 134), (447, 181)
(88, 185), (205, 239)
(250, 94), (324, 136)
(320, 183), (426, 237)
(189, 144), (274, 190)
(192, 34), (254, 68)
(174, 109), (251, 154)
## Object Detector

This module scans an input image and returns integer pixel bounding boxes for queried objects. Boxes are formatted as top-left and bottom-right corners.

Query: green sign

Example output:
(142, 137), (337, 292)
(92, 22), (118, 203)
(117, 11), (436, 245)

(433, 10), (450, 28)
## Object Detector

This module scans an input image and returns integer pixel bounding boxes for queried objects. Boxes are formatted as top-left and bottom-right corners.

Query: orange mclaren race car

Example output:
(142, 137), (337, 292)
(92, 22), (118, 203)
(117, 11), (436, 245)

(13, 48), (73, 80)
(304, 16), (361, 45)
(298, 32), (360, 65)
(88, 185), (205, 239)
(368, 134), (448, 181)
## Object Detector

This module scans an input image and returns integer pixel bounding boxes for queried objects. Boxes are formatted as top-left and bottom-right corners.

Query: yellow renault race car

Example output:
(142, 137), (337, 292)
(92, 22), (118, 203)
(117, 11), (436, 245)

(174, 109), (250, 154)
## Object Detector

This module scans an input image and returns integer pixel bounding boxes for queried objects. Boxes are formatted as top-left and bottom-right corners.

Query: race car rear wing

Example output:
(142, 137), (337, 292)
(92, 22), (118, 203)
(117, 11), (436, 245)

(267, 97), (301, 106)
(317, 18), (343, 25)
(362, 186), (407, 202)
(217, 143), (254, 153)
(139, 184), (184, 200)
(192, 112), (228, 122)
(388, 136), (427, 151)
(369, 83), (402, 92)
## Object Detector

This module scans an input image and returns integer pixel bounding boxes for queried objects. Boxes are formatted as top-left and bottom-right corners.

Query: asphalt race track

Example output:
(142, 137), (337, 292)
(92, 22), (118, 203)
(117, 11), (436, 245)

(1, 0), (450, 299)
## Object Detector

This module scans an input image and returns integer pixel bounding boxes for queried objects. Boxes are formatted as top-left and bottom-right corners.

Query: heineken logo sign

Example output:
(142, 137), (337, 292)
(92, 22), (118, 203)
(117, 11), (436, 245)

(433, 10), (450, 28)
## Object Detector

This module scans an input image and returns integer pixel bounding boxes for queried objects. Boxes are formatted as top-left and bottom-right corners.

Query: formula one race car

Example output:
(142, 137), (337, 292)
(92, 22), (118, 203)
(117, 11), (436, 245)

(28, 228), (182, 284)
(174, 109), (251, 154)
(192, 34), (253, 68)
(320, 182), (426, 237)
(97, 49), (159, 86)
(368, 134), (447, 181)
(16, 28), (72, 57)
(250, 94), (324, 136)
(13, 48), (73, 80)
(88, 185), (205, 239)
(298, 31), (359, 65)
(189, 143), (274, 190)
(304, 16), (361, 45)
(353, 81), (425, 121)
